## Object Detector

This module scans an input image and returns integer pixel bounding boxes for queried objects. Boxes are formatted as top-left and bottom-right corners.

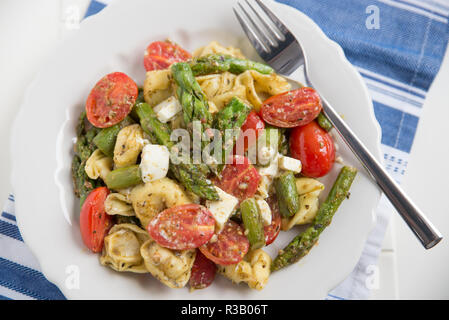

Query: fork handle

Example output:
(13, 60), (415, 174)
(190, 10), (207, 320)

(320, 96), (443, 249)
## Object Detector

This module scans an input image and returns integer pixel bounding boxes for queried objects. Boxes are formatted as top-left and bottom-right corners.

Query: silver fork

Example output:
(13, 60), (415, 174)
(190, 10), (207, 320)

(234, 0), (442, 249)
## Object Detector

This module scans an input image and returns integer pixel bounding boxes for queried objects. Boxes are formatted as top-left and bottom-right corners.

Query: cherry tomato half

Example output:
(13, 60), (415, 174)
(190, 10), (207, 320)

(200, 220), (249, 265)
(264, 196), (282, 245)
(85, 72), (138, 128)
(147, 204), (215, 250)
(144, 41), (191, 71)
(80, 187), (112, 253)
(216, 155), (261, 202)
(189, 249), (217, 290)
(289, 121), (335, 178)
(234, 111), (265, 154)
(260, 87), (322, 128)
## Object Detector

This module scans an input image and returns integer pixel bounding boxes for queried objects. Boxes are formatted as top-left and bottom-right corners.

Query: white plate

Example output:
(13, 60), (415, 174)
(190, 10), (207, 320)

(10, 0), (382, 299)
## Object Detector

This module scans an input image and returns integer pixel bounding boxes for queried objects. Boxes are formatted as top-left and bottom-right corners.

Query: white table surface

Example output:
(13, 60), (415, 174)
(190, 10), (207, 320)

(0, 0), (448, 299)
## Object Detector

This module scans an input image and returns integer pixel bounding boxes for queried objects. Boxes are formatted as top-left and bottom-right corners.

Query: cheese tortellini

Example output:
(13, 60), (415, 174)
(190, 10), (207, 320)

(100, 224), (149, 273)
(218, 249), (271, 290)
(113, 124), (145, 168)
(104, 193), (134, 216)
(143, 69), (174, 107)
(193, 41), (245, 59)
(140, 240), (196, 289)
(196, 70), (290, 111)
(282, 178), (325, 230)
(129, 177), (192, 228)
(85, 149), (113, 180)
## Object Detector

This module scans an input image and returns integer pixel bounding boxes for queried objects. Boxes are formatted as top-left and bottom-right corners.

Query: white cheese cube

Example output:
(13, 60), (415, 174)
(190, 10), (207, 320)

(257, 153), (279, 178)
(258, 146), (277, 166)
(256, 199), (272, 226)
(206, 187), (239, 232)
(279, 156), (302, 173)
(153, 96), (182, 123)
(139, 144), (170, 183)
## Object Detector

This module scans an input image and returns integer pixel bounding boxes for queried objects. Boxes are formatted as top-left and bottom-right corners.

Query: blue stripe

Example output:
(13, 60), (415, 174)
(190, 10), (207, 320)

(373, 102), (418, 153)
(84, 0), (106, 18)
(393, 0), (448, 19)
(7, 197), (14, 202)
(361, 72), (426, 99)
(327, 294), (345, 300)
(0, 294), (12, 300)
(0, 258), (65, 300)
(2, 212), (16, 222)
(0, 220), (23, 242)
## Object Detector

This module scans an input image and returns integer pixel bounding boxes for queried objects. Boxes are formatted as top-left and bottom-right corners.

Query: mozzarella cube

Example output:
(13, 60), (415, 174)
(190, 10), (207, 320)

(258, 146), (277, 166)
(279, 156), (302, 173)
(153, 96), (182, 123)
(206, 187), (239, 232)
(257, 154), (279, 178)
(140, 144), (170, 183)
(256, 199), (272, 226)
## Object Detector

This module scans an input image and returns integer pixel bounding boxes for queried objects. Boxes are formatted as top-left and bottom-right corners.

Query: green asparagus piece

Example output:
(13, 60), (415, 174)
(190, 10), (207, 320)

(134, 102), (174, 148)
(213, 97), (251, 166)
(317, 112), (333, 132)
(135, 102), (219, 200)
(72, 112), (103, 206)
(274, 171), (300, 218)
(172, 62), (212, 127)
(272, 166), (358, 271)
(92, 116), (135, 157)
(190, 54), (273, 76)
(104, 165), (142, 190)
(241, 198), (266, 250)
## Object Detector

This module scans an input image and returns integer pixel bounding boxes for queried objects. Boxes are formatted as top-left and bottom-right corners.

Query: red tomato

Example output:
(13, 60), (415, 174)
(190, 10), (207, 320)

(189, 250), (217, 290)
(80, 187), (112, 253)
(144, 41), (191, 71)
(216, 155), (261, 202)
(234, 111), (265, 154)
(260, 87), (322, 128)
(289, 121), (335, 178)
(147, 204), (215, 250)
(86, 72), (138, 128)
(264, 196), (282, 245)
(200, 220), (249, 265)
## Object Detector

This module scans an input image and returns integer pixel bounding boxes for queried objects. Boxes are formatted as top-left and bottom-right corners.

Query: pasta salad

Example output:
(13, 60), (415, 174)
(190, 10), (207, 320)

(72, 40), (357, 291)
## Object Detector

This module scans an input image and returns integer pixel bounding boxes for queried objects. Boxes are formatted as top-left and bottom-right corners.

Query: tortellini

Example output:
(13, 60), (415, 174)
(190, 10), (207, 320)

(113, 124), (145, 168)
(85, 149), (113, 180)
(281, 178), (325, 230)
(217, 249), (271, 290)
(129, 177), (192, 228)
(100, 224), (149, 273)
(196, 70), (291, 111)
(143, 69), (174, 107)
(193, 41), (246, 59)
(104, 193), (134, 216)
(140, 240), (196, 289)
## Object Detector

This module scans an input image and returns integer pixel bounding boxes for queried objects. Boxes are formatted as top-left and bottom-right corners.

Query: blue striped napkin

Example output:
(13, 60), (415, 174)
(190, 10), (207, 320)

(1, 0), (448, 300)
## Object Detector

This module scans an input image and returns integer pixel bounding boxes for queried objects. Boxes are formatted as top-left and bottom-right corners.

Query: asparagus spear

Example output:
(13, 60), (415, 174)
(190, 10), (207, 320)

(104, 165), (142, 190)
(272, 166), (358, 271)
(241, 198), (266, 250)
(213, 97), (251, 167)
(171, 62), (212, 127)
(134, 102), (219, 200)
(72, 112), (102, 206)
(92, 116), (135, 157)
(274, 171), (300, 218)
(190, 54), (273, 76)
(317, 112), (333, 132)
